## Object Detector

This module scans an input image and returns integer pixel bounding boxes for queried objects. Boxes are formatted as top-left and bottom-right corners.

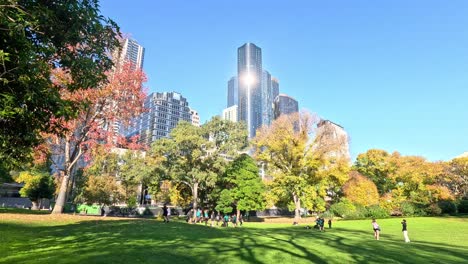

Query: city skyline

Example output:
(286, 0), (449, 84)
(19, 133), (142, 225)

(100, 0), (468, 161)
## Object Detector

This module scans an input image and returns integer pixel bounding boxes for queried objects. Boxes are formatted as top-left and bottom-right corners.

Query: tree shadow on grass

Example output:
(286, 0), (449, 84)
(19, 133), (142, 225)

(1, 220), (467, 264)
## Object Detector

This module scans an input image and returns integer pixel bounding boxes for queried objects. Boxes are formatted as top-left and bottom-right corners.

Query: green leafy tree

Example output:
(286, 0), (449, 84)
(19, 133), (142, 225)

(219, 154), (266, 220)
(81, 174), (123, 206)
(15, 170), (55, 210)
(0, 0), (120, 167)
(150, 117), (248, 219)
(118, 150), (157, 205)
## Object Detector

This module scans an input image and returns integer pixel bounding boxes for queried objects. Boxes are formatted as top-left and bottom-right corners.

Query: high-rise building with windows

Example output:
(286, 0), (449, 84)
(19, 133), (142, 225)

(228, 43), (282, 137)
(272, 77), (280, 101)
(128, 92), (192, 146)
(261, 70), (274, 127)
(238, 43), (263, 138)
(227, 76), (238, 107)
(116, 38), (145, 70)
(273, 94), (299, 119)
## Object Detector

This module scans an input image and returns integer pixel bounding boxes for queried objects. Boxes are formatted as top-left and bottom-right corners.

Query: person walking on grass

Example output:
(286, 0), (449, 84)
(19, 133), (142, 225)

(372, 218), (380, 240)
(328, 219), (332, 229)
(402, 219), (410, 243)
(204, 209), (209, 226)
(162, 204), (169, 223)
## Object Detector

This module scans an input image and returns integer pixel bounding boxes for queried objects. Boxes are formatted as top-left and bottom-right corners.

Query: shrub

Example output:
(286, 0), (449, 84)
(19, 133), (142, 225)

(366, 205), (390, 218)
(330, 199), (356, 218)
(321, 210), (334, 219)
(400, 202), (415, 216)
(126, 196), (137, 209)
(457, 200), (468, 214)
(438, 201), (457, 215)
(426, 203), (442, 216)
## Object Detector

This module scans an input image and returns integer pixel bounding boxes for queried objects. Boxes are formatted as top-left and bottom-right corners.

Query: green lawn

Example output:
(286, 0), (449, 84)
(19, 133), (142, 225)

(0, 212), (467, 264)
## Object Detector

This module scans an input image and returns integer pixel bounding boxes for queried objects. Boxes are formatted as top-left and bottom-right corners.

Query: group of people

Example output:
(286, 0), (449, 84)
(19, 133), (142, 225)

(185, 208), (244, 228)
(313, 217), (332, 231)
(372, 218), (411, 243)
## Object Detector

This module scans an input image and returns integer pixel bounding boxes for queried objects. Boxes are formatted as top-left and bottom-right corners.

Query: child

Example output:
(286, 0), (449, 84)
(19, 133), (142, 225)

(372, 219), (380, 240)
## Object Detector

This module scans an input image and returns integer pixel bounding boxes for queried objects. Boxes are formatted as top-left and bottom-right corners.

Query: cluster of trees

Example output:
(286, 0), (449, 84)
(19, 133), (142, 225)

(335, 149), (468, 218)
(7, 101), (468, 219)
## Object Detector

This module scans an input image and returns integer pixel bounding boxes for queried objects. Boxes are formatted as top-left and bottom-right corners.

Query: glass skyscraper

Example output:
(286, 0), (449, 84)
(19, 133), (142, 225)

(237, 43), (263, 138)
(227, 76), (238, 107)
(273, 94), (299, 119)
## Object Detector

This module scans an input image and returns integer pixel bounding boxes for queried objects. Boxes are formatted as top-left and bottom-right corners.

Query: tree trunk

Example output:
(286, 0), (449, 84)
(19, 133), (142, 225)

(293, 193), (301, 223)
(192, 182), (198, 220)
(139, 182), (145, 205)
(236, 208), (241, 225)
(52, 173), (70, 214)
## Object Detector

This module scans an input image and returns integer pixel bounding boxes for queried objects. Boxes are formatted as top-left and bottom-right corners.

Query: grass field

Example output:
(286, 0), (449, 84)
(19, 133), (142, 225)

(1, 210), (467, 264)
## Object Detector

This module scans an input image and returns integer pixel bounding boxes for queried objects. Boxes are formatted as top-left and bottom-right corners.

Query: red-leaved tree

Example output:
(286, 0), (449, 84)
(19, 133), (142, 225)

(41, 62), (147, 214)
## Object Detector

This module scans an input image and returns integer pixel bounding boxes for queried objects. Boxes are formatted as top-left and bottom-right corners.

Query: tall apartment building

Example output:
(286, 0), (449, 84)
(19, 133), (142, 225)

(273, 94), (299, 119)
(112, 38), (145, 140)
(130, 92), (192, 146)
(116, 38), (145, 70)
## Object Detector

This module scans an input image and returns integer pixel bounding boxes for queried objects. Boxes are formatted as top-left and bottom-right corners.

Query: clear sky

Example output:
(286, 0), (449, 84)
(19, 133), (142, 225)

(100, 0), (468, 162)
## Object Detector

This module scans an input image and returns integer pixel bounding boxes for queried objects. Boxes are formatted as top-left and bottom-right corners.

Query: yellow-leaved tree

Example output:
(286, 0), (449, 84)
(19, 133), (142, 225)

(342, 171), (379, 206)
(253, 111), (350, 222)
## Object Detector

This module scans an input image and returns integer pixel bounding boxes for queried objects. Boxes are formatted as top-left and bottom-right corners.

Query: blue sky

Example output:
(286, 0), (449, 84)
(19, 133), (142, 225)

(100, 0), (468, 162)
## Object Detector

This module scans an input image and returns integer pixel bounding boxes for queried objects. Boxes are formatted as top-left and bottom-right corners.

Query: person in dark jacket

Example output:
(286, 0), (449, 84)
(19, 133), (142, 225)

(402, 219), (410, 243)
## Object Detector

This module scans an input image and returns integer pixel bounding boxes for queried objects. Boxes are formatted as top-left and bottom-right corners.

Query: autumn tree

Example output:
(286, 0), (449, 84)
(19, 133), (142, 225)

(253, 111), (349, 222)
(444, 157), (468, 199)
(388, 153), (452, 205)
(354, 149), (394, 195)
(217, 154), (266, 220)
(150, 117), (248, 220)
(0, 0), (120, 168)
(43, 62), (146, 214)
(342, 171), (379, 206)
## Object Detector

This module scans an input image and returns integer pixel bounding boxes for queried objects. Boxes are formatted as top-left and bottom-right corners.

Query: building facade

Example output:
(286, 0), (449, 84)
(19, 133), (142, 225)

(190, 108), (200, 127)
(273, 94), (299, 119)
(227, 76), (238, 108)
(315, 120), (351, 162)
(130, 92), (192, 146)
(222, 105), (238, 123)
(116, 38), (145, 70)
(237, 43), (263, 138)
